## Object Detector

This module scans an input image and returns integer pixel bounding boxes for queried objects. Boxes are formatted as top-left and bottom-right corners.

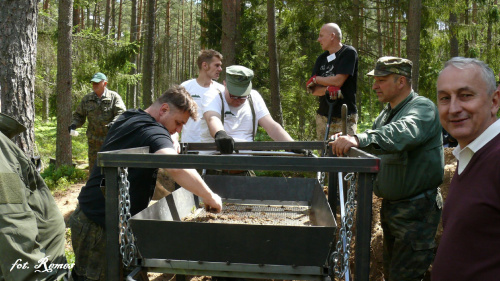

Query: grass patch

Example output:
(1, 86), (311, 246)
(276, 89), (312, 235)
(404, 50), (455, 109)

(35, 117), (89, 190)
(40, 164), (87, 191)
(65, 228), (75, 265)
(35, 117), (88, 166)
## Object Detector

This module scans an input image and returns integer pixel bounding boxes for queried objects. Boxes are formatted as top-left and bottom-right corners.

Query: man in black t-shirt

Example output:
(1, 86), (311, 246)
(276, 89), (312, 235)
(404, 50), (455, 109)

(69, 85), (222, 281)
(307, 23), (358, 140)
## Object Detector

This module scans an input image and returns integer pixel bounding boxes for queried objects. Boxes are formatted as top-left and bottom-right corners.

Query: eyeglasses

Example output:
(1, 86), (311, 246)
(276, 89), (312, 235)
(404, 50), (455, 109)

(229, 93), (248, 100)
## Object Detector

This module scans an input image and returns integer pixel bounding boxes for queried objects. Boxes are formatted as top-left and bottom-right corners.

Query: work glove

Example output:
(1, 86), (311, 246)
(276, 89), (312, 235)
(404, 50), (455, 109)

(214, 130), (234, 154)
(325, 86), (343, 100)
(68, 124), (76, 133)
(306, 75), (318, 92)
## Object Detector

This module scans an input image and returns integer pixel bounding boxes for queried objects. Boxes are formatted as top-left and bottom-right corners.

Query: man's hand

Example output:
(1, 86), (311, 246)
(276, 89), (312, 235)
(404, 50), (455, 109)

(68, 124), (76, 133)
(329, 134), (359, 156)
(214, 130), (234, 154)
(202, 192), (223, 213)
(306, 75), (318, 91)
(325, 86), (343, 100)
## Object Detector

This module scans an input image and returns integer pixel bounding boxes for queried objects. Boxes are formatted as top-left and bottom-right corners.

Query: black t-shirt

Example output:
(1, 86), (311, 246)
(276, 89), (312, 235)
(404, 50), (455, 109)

(78, 109), (173, 227)
(312, 45), (358, 118)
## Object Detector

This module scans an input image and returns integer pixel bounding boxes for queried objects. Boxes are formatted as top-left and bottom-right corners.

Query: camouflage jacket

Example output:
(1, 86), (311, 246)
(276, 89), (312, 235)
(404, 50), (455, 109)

(71, 88), (126, 141)
(356, 91), (444, 200)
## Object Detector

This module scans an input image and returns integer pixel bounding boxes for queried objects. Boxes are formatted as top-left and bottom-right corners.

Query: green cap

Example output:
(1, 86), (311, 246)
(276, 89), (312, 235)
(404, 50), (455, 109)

(226, 65), (254, 97)
(0, 112), (27, 138)
(367, 56), (412, 78)
(90, 72), (107, 83)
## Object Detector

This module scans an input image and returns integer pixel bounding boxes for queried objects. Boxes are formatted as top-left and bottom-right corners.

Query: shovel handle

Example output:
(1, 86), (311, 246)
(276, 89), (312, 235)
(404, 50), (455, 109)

(341, 104), (347, 136)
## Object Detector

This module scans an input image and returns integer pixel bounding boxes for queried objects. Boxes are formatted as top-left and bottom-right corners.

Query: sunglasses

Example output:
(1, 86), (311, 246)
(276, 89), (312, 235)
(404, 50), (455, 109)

(229, 93), (248, 100)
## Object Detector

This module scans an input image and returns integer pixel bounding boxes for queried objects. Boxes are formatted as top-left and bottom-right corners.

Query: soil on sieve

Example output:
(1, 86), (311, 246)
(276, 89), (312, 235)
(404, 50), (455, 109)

(183, 203), (312, 226)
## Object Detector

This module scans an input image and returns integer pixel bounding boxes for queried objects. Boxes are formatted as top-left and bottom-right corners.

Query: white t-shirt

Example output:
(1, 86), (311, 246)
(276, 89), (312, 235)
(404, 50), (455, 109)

(200, 89), (270, 142)
(180, 79), (224, 142)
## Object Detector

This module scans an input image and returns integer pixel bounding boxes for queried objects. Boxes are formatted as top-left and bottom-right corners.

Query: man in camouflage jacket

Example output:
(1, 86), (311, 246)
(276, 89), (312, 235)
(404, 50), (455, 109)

(69, 72), (126, 172)
(330, 57), (444, 281)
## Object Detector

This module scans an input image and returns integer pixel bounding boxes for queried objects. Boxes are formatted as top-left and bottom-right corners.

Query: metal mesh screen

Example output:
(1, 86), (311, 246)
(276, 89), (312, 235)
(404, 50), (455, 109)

(184, 203), (312, 226)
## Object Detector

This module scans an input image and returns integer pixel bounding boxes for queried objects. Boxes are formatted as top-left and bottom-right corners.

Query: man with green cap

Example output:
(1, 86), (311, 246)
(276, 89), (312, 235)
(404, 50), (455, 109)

(329, 56), (444, 281)
(69, 72), (126, 172)
(200, 65), (295, 154)
(0, 113), (68, 280)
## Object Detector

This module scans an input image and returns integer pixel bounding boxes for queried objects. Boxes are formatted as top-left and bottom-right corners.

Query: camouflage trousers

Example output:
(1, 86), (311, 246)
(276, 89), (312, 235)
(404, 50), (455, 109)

(315, 113), (358, 141)
(69, 205), (107, 281)
(87, 138), (104, 173)
(380, 189), (442, 281)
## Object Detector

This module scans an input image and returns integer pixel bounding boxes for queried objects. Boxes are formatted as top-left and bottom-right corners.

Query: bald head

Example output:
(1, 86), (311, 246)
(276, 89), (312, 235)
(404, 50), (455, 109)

(322, 23), (342, 41)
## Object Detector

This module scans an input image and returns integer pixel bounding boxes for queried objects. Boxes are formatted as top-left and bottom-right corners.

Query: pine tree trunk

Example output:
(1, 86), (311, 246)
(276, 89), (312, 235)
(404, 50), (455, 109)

(267, 0), (283, 125)
(128, 0), (138, 109)
(221, 0), (239, 79)
(0, 0), (38, 157)
(142, 0), (156, 107)
(56, 0), (73, 167)
(449, 12), (459, 57)
(104, 0), (111, 36)
(406, 0), (421, 92)
(117, 0), (123, 40)
(111, 0), (116, 38)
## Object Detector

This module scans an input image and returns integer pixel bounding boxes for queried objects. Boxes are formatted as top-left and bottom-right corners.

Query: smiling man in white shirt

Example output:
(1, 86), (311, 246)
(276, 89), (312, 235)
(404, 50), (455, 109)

(432, 57), (500, 281)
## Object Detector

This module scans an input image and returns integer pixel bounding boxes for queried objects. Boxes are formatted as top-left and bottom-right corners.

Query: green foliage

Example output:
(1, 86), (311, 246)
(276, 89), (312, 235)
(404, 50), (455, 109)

(65, 228), (76, 265)
(200, 1), (222, 50)
(41, 164), (87, 191)
(35, 117), (88, 166)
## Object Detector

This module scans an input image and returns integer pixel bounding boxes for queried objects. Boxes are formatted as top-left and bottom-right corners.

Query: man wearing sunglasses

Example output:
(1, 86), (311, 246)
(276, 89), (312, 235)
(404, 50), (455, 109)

(200, 65), (294, 154)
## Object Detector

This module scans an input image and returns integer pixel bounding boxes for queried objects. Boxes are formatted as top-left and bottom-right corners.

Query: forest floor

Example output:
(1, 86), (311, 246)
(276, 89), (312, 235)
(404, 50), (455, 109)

(53, 147), (457, 281)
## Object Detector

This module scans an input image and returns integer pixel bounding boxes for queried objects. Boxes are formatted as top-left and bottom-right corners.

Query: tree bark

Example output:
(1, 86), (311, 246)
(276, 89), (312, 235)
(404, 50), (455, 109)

(128, 0), (138, 109)
(0, 0), (38, 157)
(166, 0), (171, 84)
(56, 0), (73, 167)
(104, 0), (111, 36)
(267, 0), (283, 125)
(117, 0), (123, 40)
(376, 1), (383, 56)
(406, 0), (422, 92)
(142, 0), (156, 107)
(111, 0), (116, 38)
(73, 4), (80, 32)
(221, 0), (240, 79)
(449, 12), (459, 57)
(464, 0), (469, 56)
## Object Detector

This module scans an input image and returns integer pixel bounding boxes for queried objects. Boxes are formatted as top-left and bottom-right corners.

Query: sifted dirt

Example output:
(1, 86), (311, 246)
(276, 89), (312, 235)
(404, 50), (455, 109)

(183, 203), (312, 226)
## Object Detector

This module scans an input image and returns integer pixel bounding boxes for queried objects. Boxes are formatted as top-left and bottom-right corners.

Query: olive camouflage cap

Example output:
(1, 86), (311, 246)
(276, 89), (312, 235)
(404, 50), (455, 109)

(226, 65), (254, 97)
(367, 56), (412, 78)
(0, 112), (27, 138)
(90, 72), (107, 83)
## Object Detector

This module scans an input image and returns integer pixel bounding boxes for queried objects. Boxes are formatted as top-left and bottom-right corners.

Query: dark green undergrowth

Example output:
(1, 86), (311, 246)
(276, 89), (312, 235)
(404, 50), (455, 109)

(40, 164), (87, 191)
(35, 117), (88, 190)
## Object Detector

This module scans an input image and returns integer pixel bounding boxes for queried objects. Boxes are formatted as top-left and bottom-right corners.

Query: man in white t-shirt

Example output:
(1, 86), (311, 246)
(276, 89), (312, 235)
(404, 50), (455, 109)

(180, 49), (225, 142)
(201, 65), (295, 154)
